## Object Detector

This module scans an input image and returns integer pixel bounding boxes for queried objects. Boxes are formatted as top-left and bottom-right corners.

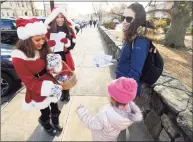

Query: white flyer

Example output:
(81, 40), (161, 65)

(93, 54), (116, 67)
(50, 32), (66, 52)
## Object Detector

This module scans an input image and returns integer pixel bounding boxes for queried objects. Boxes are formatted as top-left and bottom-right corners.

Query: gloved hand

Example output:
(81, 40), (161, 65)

(60, 38), (71, 48)
(47, 40), (56, 48)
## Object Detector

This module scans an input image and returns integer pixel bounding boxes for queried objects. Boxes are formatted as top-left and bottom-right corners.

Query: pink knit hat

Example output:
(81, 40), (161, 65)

(108, 77), (138, 104)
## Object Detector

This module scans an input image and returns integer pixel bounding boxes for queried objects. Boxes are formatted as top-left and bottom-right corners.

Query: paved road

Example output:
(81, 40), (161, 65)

(1, 27), (153, 141)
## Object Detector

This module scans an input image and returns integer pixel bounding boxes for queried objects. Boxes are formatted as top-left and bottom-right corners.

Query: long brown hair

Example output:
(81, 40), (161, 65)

(15, 38), (51, 60)
(48, 15), (75, 38)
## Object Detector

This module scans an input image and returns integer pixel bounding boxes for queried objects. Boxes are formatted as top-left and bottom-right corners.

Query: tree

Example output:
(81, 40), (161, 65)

(147, 1), (192, 49)
(92, 2), (105, 21)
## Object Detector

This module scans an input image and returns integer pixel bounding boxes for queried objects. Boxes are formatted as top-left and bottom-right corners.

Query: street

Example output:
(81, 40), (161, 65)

(1, 81), (23, 109)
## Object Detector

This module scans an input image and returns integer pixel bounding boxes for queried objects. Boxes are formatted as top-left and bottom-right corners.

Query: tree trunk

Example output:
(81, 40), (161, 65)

(163, 3), (192, 49)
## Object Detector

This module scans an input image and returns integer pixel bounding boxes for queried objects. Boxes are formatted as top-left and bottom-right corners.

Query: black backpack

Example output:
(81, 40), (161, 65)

(132, 40), (164, 85)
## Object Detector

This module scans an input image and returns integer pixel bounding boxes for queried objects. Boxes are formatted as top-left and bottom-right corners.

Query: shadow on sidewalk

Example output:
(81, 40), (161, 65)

(27, 100), (69, 141)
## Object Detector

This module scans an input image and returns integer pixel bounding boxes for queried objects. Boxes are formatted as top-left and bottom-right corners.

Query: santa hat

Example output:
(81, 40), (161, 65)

(44, 7), (76, 33)
(16, 18), (47, 40)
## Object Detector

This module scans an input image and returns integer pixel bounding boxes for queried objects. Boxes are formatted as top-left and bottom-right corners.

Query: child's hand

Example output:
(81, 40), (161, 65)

(77, 104), (84, 110)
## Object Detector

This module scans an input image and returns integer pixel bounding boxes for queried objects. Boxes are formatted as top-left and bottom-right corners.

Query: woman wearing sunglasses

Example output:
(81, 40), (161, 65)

(116, 2), (154, 98)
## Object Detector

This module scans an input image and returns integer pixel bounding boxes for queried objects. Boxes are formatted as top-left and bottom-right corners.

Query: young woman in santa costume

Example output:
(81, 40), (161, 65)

(44, 7), (77, 102)
(11, 18), (68, 136)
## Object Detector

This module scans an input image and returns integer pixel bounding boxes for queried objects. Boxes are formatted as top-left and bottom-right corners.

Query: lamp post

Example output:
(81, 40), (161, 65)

(50, 0), (54, 11)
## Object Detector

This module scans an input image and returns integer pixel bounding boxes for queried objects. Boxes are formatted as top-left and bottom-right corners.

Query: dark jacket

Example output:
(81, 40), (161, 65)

(115, 37), (150, 96)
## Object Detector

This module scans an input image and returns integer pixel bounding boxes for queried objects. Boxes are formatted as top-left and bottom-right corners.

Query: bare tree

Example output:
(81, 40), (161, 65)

(92, 2), (105, 21)
(147, 1), (192, 49)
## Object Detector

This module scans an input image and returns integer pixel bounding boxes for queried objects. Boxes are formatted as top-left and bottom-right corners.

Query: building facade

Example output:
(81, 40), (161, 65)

(1, 1), (36, 18)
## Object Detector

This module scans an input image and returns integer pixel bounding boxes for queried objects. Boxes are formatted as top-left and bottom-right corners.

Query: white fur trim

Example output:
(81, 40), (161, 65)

(72, 38), (76, 43)
(17, 21), (47, 40)
(41, 80), (54, 97)
(65, 38), (71, 48)
(44, 7), (75, 29)
(22, 93), (62, 110)
(11, 49), (40, 60)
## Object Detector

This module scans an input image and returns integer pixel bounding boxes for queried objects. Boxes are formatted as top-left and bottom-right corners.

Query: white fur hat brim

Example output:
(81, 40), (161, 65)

(44, 7), (75, 30)
(17, 21), (47, 40)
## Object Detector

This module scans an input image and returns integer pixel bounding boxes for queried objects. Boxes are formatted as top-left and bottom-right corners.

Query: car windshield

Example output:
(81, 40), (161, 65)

(0, 19), (16, 30)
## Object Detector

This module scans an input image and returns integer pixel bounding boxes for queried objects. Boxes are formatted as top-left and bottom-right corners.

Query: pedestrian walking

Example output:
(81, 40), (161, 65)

(44, 7), (77, 102)
(89, 20), (93, 27)
(11, 18), (65, 136)
(76, 77), (142, 141)
(93, 20), (97, 28)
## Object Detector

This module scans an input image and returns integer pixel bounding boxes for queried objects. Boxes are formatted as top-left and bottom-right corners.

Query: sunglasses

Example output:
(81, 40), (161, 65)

(121, 16), (133, 23)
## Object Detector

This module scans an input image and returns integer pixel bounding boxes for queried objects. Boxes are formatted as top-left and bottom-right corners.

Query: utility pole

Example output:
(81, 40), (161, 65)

(43, 0), (46, 16)
(50, 0), (54, 11)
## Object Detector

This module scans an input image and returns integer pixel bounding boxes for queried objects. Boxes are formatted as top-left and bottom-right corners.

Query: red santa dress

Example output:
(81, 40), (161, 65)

(45, 7), (77, 71)
(11, 50), (70, 110)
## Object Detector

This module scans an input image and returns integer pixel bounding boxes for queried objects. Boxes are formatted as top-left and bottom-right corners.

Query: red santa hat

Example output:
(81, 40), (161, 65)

(16, 18), (47, 40)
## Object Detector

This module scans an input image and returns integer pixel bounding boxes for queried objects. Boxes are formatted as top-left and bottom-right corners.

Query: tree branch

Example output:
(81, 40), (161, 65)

(147, 9), (171, 15)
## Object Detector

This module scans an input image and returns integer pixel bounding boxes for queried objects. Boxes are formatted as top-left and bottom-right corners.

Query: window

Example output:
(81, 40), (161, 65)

(10, 2), (12, 6)
(22, 2), (24, 7)
(0, 19), (16, 30)
(13, 13), (15, 17)
(25, 12), (28, 16)
(2, 13), (4, 17)
(7, 12), (9, 16)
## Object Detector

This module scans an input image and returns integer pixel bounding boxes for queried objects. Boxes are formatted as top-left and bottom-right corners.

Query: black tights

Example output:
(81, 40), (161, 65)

(40, 103), (59, 122)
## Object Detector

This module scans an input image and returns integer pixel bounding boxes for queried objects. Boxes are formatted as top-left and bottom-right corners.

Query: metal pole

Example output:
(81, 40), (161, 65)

(43, 0), (46, 16)
(50, 0), (54, 11)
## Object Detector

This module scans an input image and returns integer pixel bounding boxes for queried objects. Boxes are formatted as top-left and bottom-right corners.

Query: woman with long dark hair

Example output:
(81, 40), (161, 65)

(44, 7), (76, 102)
(11, 18), (65, 136)
(116, 2), (154, 97)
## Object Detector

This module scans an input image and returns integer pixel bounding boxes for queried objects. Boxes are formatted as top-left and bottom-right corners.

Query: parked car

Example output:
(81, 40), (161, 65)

(1, 44), (20, 97)
(0, 17), (46, 45)
(0, 18), (18, 45)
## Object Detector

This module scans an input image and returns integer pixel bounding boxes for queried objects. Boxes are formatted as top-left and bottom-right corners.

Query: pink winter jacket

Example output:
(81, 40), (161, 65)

(76, 101), (143, 141)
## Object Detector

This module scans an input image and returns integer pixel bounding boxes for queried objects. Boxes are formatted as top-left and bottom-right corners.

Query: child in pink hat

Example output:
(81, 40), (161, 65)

(76, 77), (143, 141)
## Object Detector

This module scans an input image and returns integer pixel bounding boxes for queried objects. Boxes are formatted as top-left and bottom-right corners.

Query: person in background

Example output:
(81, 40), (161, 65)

(44, 7), (77, 102)
(11, 18), (64, 136)
(89, 19), (93, 27)
(76, 77), (142, 141)
(93, 20), (97, 28)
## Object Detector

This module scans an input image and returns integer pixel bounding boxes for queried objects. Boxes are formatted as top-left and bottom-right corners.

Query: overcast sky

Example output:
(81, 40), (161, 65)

(34, 2), (149, 17)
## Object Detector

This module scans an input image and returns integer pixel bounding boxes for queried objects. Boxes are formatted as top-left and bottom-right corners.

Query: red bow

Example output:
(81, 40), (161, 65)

(47, 40), (56, 48)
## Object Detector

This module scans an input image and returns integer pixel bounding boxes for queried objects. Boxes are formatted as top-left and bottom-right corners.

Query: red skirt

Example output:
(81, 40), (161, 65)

(65, 51), (75, 71)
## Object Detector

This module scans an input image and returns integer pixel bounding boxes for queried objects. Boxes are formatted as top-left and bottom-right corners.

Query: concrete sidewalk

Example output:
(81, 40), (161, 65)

(1, 27), (153, 141)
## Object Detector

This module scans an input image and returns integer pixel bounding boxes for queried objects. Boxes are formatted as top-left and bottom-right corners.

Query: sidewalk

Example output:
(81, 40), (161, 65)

(1, 27), (153, 141)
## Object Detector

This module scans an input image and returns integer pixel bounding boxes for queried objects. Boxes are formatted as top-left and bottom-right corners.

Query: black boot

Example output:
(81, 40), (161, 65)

(38, 117), (57, 136)
(51, 111), (63, 132)
(60, 90), (70, 102)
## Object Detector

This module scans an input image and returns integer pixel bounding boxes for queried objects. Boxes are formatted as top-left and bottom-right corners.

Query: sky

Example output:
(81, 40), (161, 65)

(34, 2), (149, 17)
